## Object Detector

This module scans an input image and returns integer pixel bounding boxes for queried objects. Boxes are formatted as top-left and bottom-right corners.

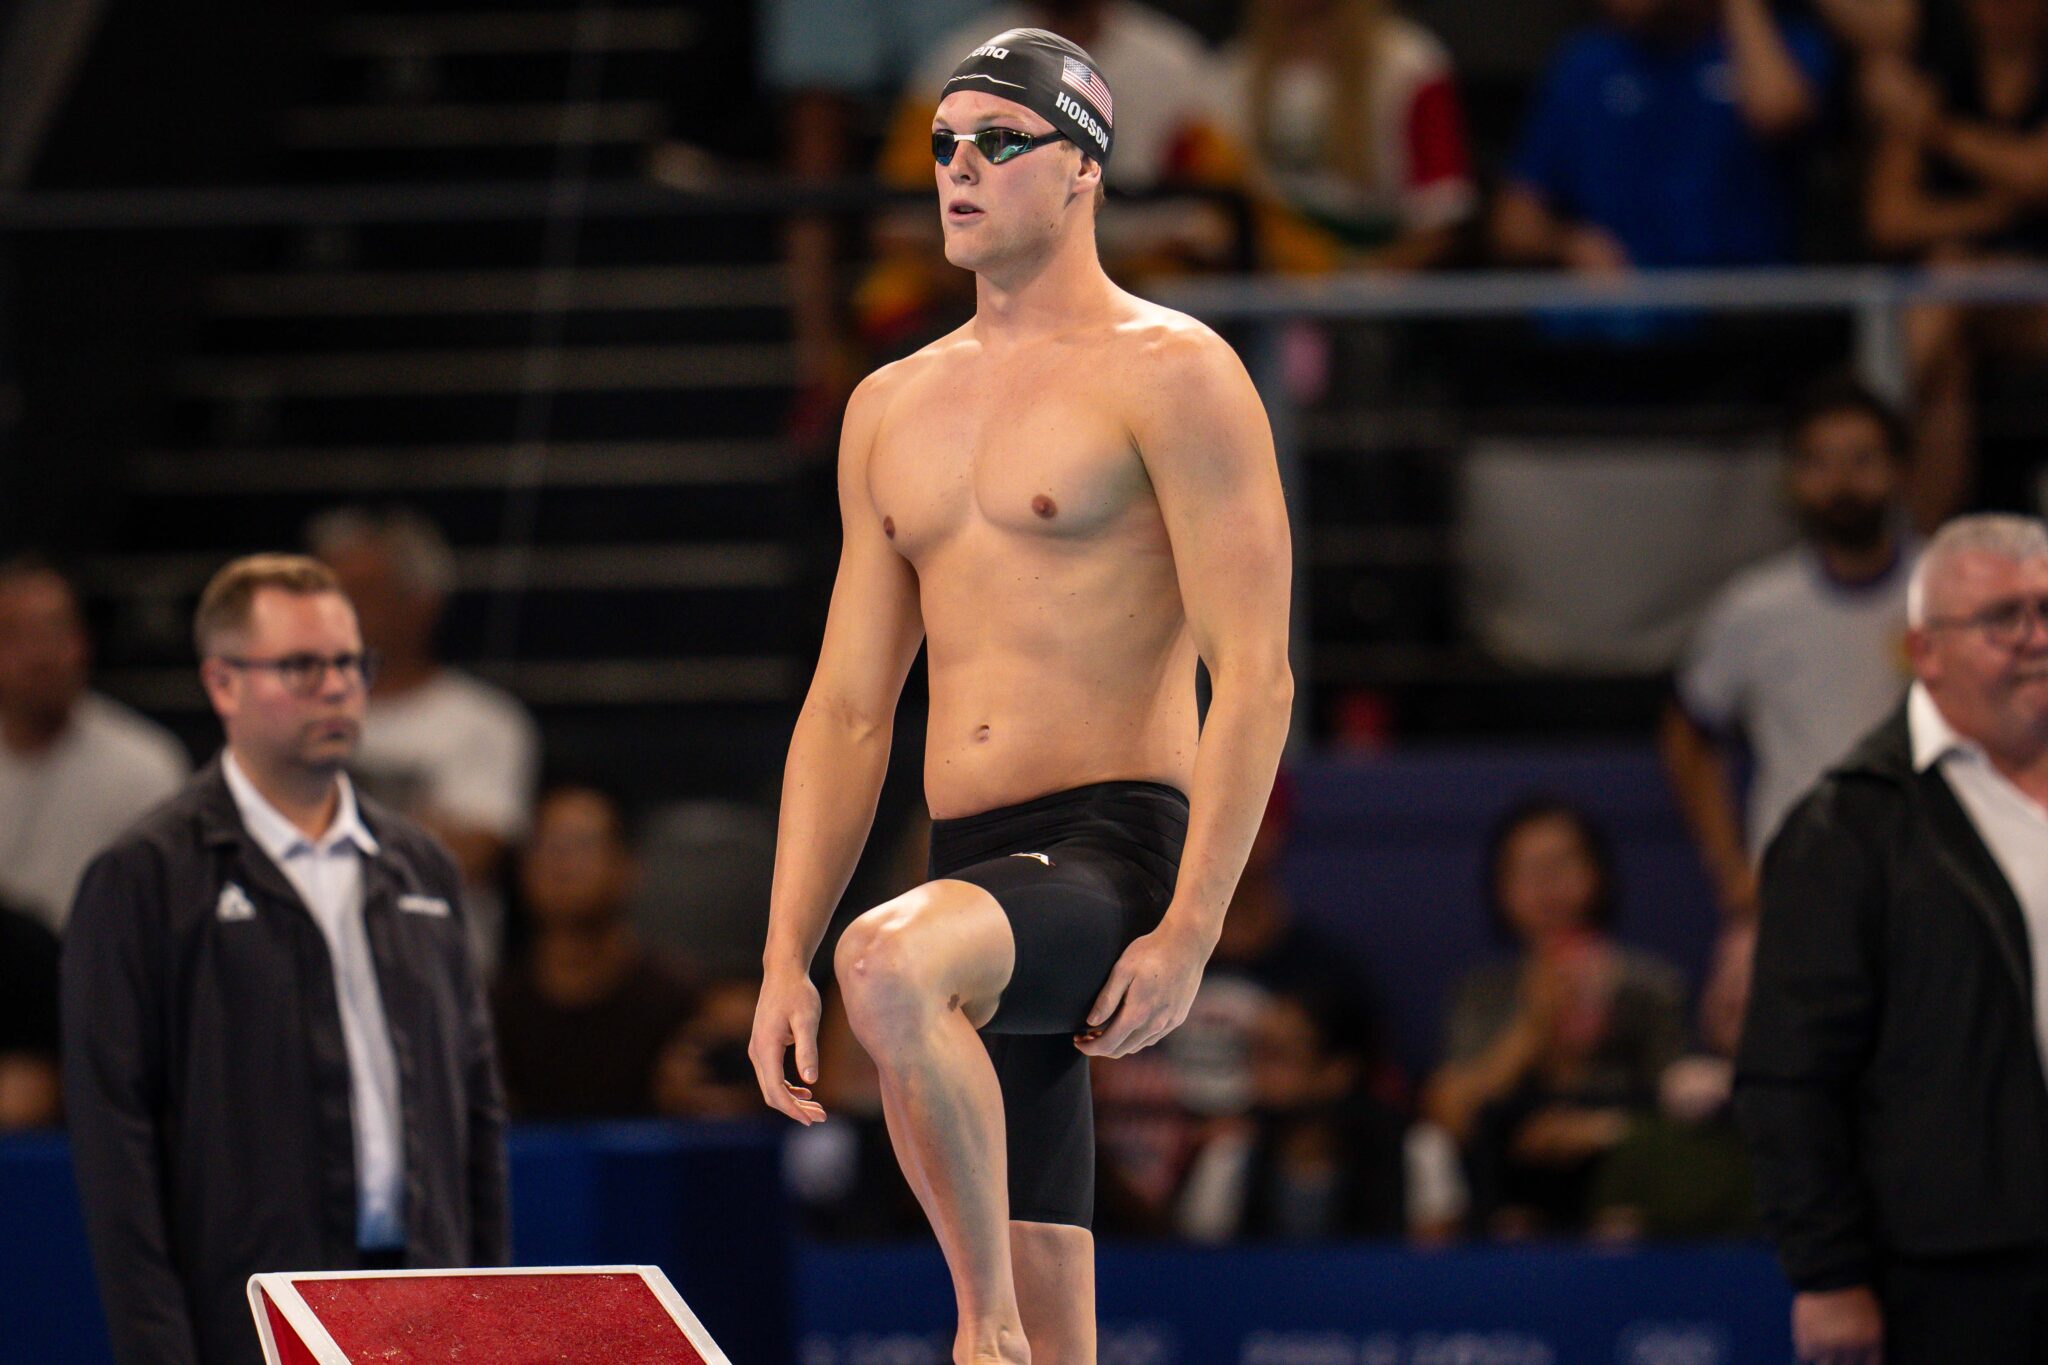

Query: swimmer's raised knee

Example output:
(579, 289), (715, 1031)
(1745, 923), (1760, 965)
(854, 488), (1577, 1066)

(835, 882), (1012, 1035)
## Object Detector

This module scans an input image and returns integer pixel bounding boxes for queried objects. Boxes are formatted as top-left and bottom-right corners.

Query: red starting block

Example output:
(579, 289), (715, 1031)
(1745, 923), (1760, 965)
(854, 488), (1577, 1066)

(247, 1265), (731, 1365)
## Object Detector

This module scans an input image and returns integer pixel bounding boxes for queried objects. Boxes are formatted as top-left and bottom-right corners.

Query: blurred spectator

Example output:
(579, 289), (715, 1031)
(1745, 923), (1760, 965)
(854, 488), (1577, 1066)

(1864, 0), (2048, 527)
(1421, 798), (1687, 1237)
(1174, 989), (1408, 1241)
(1589, 921), (1760, 1240)
(632, 798), (781, 980)
(0, 556), (187, 933)
(656, 976), (767, 1119)
(859, 0), (1240, 346)
(1096, 775), (1398, 1220)
(1810, 0), (1917, 59)
(491, 786), (697, 1121)
(1660, 377), (1916, 920)
(782, 983), (928, 1237)
(1162, 775), (1398, 1117)
(748, 0), (993, 428)
(1492, 0), (1835, 279)
(309, 506), (541, 977)
(1220, 0), (1474, 271)
(0, 899), (60, 1128)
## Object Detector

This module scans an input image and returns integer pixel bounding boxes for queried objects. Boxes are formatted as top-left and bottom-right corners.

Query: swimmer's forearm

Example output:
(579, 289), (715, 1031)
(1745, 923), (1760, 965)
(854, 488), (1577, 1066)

(1159, 660), (1294, 946)
(761, 704), (895, 971)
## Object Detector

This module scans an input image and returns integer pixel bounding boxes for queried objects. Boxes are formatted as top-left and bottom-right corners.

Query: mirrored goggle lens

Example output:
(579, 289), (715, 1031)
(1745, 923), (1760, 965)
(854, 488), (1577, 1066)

(931, 129), (1032, 165)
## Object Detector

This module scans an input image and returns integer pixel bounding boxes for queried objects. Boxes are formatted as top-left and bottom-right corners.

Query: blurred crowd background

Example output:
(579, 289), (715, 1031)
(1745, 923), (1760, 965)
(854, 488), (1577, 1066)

(2, 0), (2045, 1248)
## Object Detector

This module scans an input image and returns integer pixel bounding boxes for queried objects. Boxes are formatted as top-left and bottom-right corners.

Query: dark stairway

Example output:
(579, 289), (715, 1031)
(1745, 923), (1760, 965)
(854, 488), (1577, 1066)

(74, 0), (812, 794)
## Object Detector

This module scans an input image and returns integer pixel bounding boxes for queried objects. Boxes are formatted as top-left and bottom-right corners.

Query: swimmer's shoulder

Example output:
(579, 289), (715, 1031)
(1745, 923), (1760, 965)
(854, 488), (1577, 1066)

(840, 327), (980, 461)
(1106, 295), (1253, 398)
(846, 324), (980, 424)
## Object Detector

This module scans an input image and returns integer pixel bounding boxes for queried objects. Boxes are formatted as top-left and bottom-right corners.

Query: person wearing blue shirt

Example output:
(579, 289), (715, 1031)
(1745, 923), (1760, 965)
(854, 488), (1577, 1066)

(1493, 0), (1835, 279)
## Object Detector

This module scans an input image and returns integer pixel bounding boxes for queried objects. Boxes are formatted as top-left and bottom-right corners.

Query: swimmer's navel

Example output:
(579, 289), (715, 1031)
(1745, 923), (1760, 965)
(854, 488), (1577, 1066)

(973, 724), (992, 743)
(1031, 494), (1057, 519)
(882, 515), (896, 539)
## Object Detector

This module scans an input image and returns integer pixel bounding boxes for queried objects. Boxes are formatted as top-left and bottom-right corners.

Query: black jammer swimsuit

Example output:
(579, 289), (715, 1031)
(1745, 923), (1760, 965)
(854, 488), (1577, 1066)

(925, 779), (1189, 1228)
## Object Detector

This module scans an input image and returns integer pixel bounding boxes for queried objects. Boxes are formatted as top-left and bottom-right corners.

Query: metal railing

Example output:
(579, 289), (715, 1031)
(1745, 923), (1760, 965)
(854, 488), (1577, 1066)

(1158, 265), (2048, 741)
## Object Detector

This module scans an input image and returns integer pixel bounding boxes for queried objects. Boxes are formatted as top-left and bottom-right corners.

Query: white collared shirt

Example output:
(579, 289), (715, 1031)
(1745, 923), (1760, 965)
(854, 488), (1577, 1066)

(1909, 684), (2048, 1089)
(222, 752), (406, 1250)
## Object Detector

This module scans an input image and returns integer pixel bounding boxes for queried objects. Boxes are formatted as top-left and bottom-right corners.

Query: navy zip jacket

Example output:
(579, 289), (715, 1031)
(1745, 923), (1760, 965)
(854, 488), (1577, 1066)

(61, 759), (509, 1365)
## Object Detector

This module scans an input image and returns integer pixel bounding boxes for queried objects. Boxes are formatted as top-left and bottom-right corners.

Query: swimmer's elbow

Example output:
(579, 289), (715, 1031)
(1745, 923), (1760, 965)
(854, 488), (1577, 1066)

(799, 689), (896, 749)
(1210, 651), (1294, 714)
(1266, 665), (1297, 720)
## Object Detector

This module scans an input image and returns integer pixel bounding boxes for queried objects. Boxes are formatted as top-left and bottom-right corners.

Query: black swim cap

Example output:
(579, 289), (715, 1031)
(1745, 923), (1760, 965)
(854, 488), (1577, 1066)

(940, 28), (1114, 168)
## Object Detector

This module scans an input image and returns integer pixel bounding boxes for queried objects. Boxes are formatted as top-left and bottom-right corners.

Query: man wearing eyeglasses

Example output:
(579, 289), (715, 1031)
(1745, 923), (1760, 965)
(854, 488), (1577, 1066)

(1738, 514), (2048, 1365)
(751, 27), (1291, 1365)
(61, 554), (507, 1365)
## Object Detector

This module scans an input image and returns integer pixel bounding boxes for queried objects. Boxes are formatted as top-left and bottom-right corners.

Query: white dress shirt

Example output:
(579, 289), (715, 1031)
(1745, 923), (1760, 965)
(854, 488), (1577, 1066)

(223, 752), (406, 1250)
(1909, 684), (2048, 1089)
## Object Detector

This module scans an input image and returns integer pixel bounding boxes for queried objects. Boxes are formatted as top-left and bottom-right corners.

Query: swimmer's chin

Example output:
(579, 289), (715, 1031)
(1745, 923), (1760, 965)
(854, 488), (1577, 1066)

(941, 239), (993, 272)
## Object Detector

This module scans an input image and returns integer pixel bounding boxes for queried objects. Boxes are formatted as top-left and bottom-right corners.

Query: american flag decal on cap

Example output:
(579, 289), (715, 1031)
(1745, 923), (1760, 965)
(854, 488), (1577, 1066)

(1061, 56), (1112, 123)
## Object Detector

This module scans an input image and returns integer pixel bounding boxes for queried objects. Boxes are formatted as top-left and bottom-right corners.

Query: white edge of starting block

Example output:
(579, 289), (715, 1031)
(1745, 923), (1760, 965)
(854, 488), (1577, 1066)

(247, 1264), (733, 1365)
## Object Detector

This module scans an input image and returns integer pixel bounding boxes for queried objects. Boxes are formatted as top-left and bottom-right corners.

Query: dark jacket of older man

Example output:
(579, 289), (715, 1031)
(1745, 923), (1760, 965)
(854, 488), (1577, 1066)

(1736, 701), (2048, 1293)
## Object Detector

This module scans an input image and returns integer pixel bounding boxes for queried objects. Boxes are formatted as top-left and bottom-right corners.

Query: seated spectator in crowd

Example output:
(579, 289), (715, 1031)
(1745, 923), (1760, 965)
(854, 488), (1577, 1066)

(1422, 798), (1688, 1237)
(1165, 774), (1400, 1115)
(491, 786), (697, 1120)
(0, 556), (187, 934)
(1590, 920), (1760, 1240)
(859, 0), (1240, 347)
(1661, 378), (1916, 920)
(309, 507), (541, 977)
(1864, 0), (2048, 526)
(655, 976), (767, 1119)
(0, 898), (60, 1128)
(1175, 988), (1408, 1242)
(1492, 0), (1834, 284)
(1220, 0), (1474, 271)
(1096, 776), (1399, 1219)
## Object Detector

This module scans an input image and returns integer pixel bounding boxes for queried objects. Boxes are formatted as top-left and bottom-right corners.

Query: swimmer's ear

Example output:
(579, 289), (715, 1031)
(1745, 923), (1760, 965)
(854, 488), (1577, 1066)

(1073, 151), (1104, 207)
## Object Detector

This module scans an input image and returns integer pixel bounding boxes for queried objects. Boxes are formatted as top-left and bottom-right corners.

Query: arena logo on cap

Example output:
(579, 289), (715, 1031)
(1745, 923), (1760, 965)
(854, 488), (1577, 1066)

(969, 44), (1010, 59)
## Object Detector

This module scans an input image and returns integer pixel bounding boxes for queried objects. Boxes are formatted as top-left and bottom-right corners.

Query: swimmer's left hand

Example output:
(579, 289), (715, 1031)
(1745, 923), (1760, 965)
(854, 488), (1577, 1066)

(1076, 921), (1211, 1058)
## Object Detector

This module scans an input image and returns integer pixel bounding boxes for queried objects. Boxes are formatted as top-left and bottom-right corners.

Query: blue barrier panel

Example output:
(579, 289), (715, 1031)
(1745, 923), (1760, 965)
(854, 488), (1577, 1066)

(797, 1241), (1794, 1365)
(0, 1131), (113, 1365)
(0, 1122), (793, 1365)
(509, 1120), (796, 1365)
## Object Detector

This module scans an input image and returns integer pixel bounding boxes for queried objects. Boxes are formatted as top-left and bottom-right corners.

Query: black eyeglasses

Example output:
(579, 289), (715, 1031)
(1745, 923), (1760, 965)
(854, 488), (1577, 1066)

(932, 126), (1068, 166)
(216, 651), (379, 696)
(1925, 595), (2048, 649)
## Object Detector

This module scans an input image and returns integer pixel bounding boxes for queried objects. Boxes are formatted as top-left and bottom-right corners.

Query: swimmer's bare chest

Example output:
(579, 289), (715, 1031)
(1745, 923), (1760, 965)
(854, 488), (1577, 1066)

(867, 333), (1200, 815)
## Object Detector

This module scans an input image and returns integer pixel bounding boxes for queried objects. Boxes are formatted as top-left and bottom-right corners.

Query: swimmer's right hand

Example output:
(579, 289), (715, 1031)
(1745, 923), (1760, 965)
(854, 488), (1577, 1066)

(749, 969), (827, 1125)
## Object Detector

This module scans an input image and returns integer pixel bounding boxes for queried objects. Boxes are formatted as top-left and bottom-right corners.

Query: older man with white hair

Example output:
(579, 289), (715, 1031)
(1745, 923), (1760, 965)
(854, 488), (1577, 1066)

(1737, 513), (2048, 1365)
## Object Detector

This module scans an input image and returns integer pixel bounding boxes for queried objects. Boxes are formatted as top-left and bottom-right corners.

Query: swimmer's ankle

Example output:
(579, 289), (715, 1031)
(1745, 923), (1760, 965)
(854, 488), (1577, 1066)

(957, 1320), (1030, 1365)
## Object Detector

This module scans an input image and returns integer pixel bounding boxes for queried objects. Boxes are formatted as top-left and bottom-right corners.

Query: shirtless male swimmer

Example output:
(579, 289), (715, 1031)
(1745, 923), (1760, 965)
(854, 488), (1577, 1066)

(748, 29), (1294, 1365)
